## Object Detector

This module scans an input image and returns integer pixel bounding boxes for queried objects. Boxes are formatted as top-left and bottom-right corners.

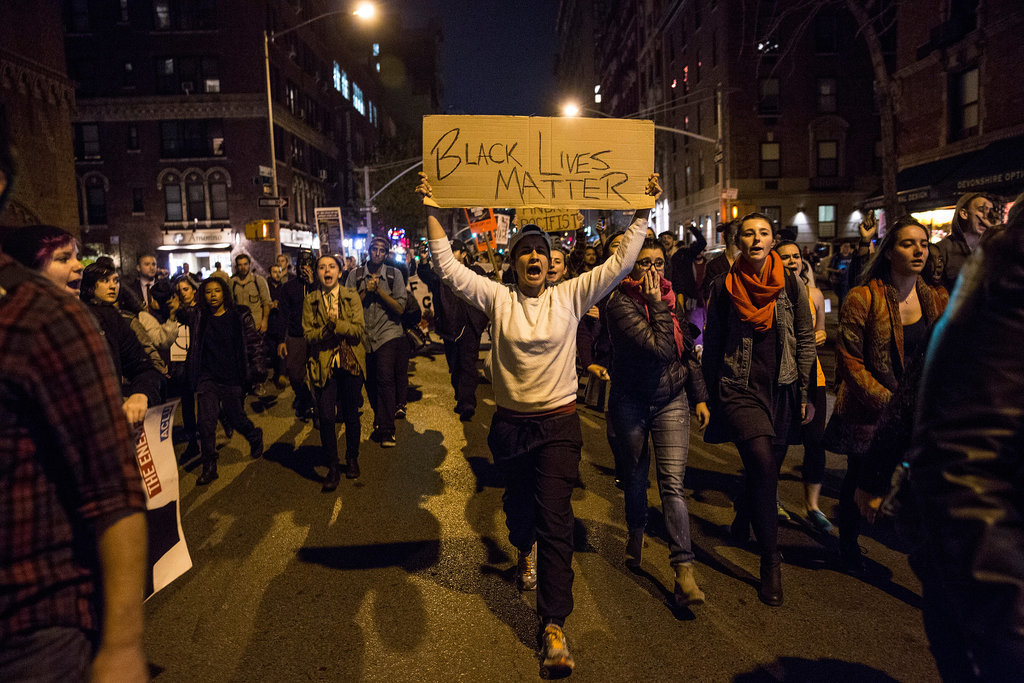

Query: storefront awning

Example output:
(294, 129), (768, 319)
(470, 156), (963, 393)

(863, 134), (1024, 210)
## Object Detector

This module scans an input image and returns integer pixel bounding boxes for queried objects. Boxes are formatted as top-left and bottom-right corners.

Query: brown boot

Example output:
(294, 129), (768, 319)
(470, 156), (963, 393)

(673, 562), (706, 607)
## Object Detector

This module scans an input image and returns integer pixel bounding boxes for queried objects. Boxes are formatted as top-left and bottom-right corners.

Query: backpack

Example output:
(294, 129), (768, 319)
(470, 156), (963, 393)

(354, 264), (421, 330)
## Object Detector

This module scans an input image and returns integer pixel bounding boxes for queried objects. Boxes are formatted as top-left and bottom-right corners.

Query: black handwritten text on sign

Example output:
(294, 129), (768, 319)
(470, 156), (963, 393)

(422, 116), (654, 210)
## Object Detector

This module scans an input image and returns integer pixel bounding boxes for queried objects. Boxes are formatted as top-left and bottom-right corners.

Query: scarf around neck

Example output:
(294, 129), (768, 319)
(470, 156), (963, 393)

(619, 274), (686, 357)
(725, 250), (786, 332)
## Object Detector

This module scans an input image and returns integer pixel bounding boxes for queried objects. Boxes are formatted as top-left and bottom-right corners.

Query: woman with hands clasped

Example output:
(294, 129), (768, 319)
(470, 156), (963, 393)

(303, 255), (366, 493)
(417, 171), (659, 678)
(606, 238), (711, 608)
(702, 214), (816, 607)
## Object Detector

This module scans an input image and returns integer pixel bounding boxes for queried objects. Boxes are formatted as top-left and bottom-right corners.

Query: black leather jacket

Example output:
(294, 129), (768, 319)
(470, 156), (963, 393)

(910, 228), (1024, 679)
(606, 289), (708, 407)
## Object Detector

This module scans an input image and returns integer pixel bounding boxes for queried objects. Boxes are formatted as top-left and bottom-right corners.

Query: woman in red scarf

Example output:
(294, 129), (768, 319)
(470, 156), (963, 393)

(607, 239), (711, 609)
(702, 214), (816, 606)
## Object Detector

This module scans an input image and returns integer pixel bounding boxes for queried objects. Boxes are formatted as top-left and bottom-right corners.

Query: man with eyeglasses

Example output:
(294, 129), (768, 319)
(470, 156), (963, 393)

(346, 235), (407, 447)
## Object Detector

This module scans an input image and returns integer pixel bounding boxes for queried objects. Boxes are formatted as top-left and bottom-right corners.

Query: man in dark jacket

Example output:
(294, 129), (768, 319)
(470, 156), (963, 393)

(274, 255), (316, 419)
(670, 223), (709, 342)
(418, 239), (489, 420)
(910, 195), (1024, 682)
(935, 192), (994, 292)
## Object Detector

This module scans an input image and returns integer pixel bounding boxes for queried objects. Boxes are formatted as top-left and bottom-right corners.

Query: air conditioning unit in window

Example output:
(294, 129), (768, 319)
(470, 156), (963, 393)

(318, 169), (327, 180)
(181, 81), (194, 95)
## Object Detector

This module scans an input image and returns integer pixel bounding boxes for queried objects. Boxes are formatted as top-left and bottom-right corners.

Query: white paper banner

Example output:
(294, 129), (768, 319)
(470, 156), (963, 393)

(136, 400), (192, 599)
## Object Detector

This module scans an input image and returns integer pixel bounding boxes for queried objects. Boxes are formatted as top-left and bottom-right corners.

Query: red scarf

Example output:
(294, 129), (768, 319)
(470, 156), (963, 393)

(725, 251), (786, 331)
(619, 275), (686, 358)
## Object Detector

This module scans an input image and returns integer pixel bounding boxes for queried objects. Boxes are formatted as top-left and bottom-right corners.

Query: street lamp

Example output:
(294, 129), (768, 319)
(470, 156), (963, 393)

(263, 3), (376, 254)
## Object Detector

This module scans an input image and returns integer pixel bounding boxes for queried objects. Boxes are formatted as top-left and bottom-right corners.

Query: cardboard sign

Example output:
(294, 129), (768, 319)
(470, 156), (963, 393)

(517, 208), (580, 233)
(423, 115), (654, 209)
(135, 400), (192, 599)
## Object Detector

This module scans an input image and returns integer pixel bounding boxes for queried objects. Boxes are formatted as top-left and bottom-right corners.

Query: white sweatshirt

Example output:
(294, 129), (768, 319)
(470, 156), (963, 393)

(429, 218), (648, 412)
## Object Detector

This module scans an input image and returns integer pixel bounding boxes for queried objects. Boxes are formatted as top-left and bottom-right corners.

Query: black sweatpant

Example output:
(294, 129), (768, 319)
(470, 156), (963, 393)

(488, 410), (582, 626)
(443, 331), (481, 414)
(314, 370), (364, 465)
(196, 379), (259, 463)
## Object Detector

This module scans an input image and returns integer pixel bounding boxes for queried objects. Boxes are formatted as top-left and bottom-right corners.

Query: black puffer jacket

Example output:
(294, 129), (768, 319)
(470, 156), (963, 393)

(910, 225), (1024, 680)
(606, 289), (708, 407)
(86, 302), (164, 405)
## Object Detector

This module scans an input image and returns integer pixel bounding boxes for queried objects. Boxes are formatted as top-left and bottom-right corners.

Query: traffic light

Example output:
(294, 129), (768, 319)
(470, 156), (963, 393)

(245, 219), (274, 240)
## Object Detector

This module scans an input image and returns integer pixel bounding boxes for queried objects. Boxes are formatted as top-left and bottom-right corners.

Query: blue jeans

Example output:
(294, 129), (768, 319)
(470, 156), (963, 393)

(609, 390), (695, 564)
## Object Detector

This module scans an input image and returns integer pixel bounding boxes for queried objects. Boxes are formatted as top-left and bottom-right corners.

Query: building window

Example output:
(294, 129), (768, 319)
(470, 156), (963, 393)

(123, 61), (136, 88)
(127, 124), (140, 151)
(159, 119), (224, 158)
(817, 140), (839, 177)
(153, 0), (214, 30)
(132, 188), (145, 213)
(352, 83), (365, 115)
(814, 13), (838, 54)
(818, 204), (837, 237)
(156, 56), (219, 95)
(333, 62), (342, 91)
(68, 0), (90, 32)
(186, 178), (206, 220)
(694, 0), (702, 28)
(164, 184), (183, 220)
(341, 70), (350, 99)
(760, 142), (780, 177)
(120, 0), (130, 23)
(86, 185), (107, 225)
(286, 81), (298, 114)
(76, 123), (101, 159)
(817, 78), (837, 113)
(73, 61), (99, 96)
(210, 181), (229, 219)
(951, 67), (979, 140)
(758, 78), (780, 115)
(760, 206), (782, 230)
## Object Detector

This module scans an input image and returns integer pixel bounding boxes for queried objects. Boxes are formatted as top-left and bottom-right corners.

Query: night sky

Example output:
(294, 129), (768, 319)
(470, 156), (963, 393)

(422, 0), (561, 116)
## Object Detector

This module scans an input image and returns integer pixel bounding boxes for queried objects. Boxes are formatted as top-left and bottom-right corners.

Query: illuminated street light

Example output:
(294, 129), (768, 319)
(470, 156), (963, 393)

(353, 2), (376, 20)
(562, 101), (581, 117)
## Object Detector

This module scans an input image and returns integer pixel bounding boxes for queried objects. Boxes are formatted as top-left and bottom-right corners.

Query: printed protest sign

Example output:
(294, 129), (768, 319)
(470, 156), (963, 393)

(135, 400), (192, 599)
(422, 115), (654, 210)
(517, 208), (580, 233)
(314, 207), (344, 256)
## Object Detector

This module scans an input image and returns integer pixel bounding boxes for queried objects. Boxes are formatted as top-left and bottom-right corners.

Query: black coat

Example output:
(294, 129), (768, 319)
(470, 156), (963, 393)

(606, 289), (708, 407)
(186, 306), (265, 392)
(910, 230), (1024, 679)
(86, 302), (163, 405)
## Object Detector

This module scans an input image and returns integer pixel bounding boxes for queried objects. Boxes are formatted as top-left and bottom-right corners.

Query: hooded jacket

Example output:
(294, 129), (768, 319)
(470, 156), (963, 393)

(934, 192), (986, 292)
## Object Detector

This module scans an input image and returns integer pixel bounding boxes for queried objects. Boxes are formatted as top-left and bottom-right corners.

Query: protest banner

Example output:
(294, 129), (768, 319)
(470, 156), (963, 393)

(314, 207), (344, 256)
(135, 400), (192, 599)
(517, 208), (580, 233)
(422, 115), (654, 210)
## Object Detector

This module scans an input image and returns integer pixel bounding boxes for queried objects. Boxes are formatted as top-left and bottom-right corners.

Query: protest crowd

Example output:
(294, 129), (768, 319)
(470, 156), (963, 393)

(2, 104), (1023, 681)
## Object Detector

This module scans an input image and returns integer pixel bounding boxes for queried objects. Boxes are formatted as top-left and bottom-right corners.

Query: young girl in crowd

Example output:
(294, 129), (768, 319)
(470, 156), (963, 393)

(303, 254), (366, 492)
(188, 277), (265, 485)
(773, 241), (831, 532)
(417, 171), (657, 677)
(702, 214), (815, 606)
(824, 217), (947, 572)
(606, 238), (710, 607)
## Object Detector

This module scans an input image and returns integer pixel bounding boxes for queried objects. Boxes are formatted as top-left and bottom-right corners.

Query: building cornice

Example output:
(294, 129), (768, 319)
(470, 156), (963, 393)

(0, 49), (75, 109)
(74, 93), (266, 122)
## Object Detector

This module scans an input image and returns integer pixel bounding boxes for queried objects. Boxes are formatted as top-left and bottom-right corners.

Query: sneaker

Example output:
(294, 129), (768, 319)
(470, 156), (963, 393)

(369, 426), (383, 443)
(394, 404), (407, 420)
(381, 433), (397, 448)
(807, 509), (834, 533)
(539, 624), (575, 678)
(197, 463), (218, 485)
(517, 543), (537, 591)
(777, 501), (792, 522)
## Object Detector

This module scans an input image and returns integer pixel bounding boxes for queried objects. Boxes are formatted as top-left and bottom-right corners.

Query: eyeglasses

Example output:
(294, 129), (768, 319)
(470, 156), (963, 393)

(636, 258), (665, 269)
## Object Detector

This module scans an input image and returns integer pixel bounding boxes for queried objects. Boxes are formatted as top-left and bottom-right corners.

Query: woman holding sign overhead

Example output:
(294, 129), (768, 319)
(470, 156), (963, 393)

(417, 171), (659, 678)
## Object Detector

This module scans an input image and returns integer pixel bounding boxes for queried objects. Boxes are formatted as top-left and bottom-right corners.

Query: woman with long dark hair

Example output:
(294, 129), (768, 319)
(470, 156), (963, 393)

(702, 214), (816, 606)
(169, 275), (201, 460)
(774, 241), (831, 532)
(188, 276), (265, 484)
(824, 216), (947, 572)
(607, 238), (710, 607)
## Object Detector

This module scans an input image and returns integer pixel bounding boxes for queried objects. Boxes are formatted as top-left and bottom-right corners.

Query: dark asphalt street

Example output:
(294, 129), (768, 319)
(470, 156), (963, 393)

(144, 330), (938, 682)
